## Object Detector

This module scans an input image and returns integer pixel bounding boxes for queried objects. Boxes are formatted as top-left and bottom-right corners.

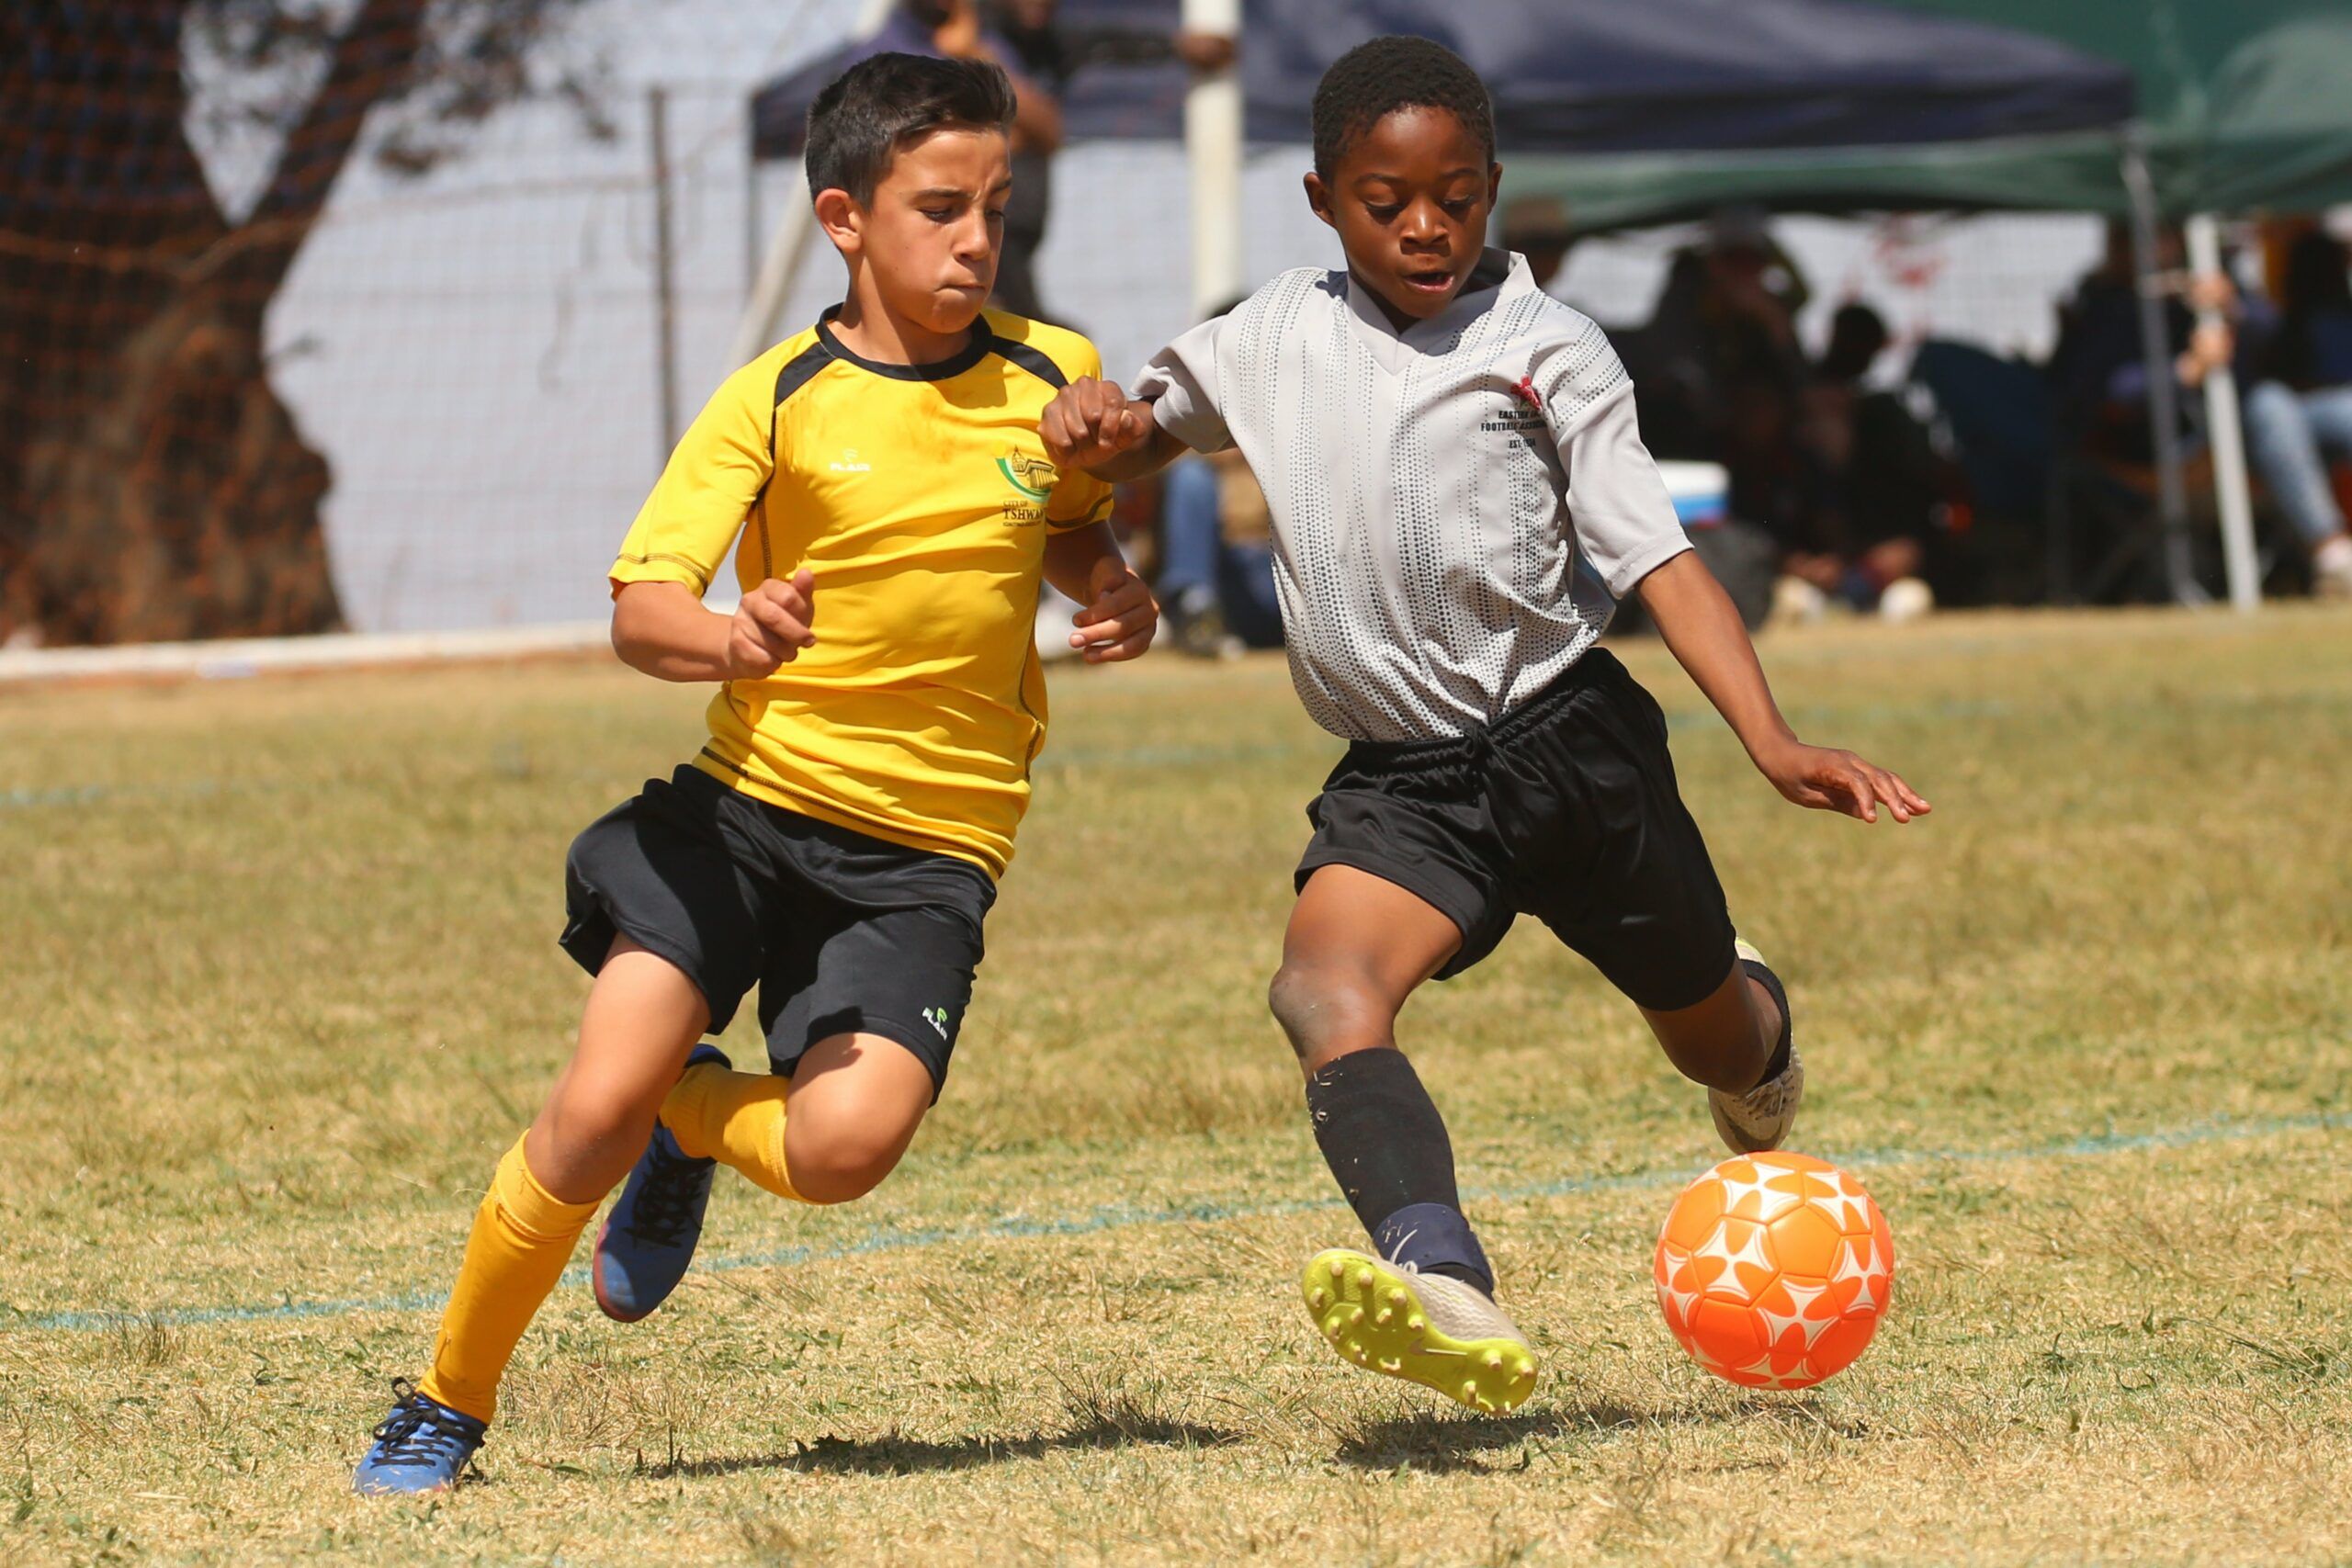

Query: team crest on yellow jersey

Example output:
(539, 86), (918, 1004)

(995, 451), (1057, 502)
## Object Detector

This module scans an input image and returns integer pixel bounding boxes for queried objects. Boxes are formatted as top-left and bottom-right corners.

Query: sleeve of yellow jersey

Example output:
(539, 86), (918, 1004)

(608, 355), (776, 597)
(1044, 336), (1116, 533)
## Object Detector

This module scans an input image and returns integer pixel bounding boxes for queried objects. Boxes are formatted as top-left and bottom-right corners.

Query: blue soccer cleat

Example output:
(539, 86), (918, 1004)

(353, 1379), (487, 1496)
(593, 1043), (728, 1321)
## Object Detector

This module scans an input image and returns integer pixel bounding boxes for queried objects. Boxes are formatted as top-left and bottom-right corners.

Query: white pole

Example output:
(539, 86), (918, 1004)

(1182, 0), (1243, 318)
(2186, 213), (2262, 612)
(729, 0), (896, 367)
(730, 197), (818, 367)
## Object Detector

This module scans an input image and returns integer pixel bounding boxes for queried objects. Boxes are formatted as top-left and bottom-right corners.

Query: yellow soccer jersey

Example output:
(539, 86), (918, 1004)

(608, 308), (1114, 877)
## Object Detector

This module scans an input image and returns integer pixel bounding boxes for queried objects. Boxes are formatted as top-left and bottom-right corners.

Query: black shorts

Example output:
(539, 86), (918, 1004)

(1295, 648), (1737, 1011)
(560, 766), (995, 1096)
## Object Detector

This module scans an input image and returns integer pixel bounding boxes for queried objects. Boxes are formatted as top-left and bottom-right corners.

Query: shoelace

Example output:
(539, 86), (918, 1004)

(1737, 1067), (1792, 1113)
(368, 1380), (476, 1469)
(623, 1136), (710, 1247)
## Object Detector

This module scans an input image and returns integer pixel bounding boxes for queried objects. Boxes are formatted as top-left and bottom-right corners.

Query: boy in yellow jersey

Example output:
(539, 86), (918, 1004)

(353, 52), (1157, 1495)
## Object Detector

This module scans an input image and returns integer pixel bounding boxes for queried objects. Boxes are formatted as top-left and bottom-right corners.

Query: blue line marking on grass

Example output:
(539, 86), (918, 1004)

(0, 779), (273, 812)
(11, 1110), (2344, 1336)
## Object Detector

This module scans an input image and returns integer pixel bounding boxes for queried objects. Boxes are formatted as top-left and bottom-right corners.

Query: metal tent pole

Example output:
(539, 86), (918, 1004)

(2120, 133), (2204, 605)
(2185, 213), (2261, 611)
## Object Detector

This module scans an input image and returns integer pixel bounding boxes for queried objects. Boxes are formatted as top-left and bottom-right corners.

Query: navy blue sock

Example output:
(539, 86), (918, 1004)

(1305, 1049), (1494, 1295)
(1741, 957), (1793, 1087)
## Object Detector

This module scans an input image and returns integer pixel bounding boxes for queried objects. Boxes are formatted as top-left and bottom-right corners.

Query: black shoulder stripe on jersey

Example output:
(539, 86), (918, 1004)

(990, 338), (1069, 389)
(747, 341), (832, 580)
(773, 340), (834, 408)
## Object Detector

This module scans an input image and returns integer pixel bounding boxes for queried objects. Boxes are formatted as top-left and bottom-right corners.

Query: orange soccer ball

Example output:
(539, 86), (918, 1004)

(1654, 1151), (1894, 1390)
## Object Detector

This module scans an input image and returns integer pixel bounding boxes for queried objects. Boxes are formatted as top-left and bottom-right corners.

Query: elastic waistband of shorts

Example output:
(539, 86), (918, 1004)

(1340, 648), (1628, 766)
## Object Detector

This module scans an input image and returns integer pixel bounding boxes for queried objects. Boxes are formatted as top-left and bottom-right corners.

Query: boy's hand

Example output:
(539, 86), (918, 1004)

(1067, 553), (1158, 663)
(1756, 739), (1930, 825)
(1042, 378), (1155, 471)
(726, 569), (816, 679)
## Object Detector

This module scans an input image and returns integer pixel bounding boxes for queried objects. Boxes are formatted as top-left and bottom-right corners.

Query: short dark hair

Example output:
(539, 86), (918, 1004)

(805, 51), (1017, 204)
(1311, 36), (1495, 179)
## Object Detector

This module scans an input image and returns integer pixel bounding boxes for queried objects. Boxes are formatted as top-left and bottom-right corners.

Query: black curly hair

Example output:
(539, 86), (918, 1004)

(1311, 36), (1496, 180)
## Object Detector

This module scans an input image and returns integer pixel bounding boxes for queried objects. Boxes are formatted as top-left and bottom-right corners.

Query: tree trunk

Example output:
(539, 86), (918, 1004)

(1, 0), (424, 646)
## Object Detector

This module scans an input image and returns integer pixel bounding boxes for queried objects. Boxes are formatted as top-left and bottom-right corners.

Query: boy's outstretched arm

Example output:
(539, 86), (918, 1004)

(611, 573), (816, 683)
(1043, 521), (1159, 663)
(1042, 378), (1187, 483)
(1636, 552), (1930, 825)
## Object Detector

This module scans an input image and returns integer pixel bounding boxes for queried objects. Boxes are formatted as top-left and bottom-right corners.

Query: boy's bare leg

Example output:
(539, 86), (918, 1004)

(1271, 865), (1460, 1074)
(598, 1022), (936, 1326)
(779, 1032), (934, 1202)
(530, 938), (710, 1199)
(658, 1030), (934, 1204)
(416, 937), (706, 1422)
(1275, 865), (1538, 1411)
(1640, 947), (1801, 1154)
(1271, 868), (1468, 1277)
(1637, 959), (1781, 1095)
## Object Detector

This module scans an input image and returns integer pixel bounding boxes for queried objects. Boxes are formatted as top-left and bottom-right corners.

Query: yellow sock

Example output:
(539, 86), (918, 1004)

(662, 1062), (806, 1201)
(416, 1134), (599, 1424)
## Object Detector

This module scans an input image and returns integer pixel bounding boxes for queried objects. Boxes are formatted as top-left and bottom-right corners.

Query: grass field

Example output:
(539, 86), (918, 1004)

(3, 606), (2349, 1564)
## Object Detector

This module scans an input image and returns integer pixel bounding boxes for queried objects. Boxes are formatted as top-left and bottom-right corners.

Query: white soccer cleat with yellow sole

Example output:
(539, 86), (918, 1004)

(1300, 1249), (1538, 1414)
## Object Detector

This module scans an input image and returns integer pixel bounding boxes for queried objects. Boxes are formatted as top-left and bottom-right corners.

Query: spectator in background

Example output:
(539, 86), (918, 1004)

(980, 2), (1238, 322)
(1154, 295), (1283, 658)
(980, 1), (1070, 321)
(2240, 229), (2352, 596)
(1777, 304), (1941, 620)
(850, 2), (1065, 319)
(2046, 220), (2232, 468)
(1626, 207), (1811, 465)
(1157, 449), (1283, 657)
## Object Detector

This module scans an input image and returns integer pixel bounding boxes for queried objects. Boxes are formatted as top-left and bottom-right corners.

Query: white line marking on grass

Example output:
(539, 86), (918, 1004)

(0, 623), (610, 686)
(9, 1110), (2345, 1337)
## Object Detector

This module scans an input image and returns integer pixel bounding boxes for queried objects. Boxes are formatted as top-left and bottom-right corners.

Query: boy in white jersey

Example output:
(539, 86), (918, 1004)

(1042, 37), (1928, 1414)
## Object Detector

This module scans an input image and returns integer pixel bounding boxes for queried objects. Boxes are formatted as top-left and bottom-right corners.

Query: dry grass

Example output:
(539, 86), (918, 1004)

(2, 605), (2348, 1564)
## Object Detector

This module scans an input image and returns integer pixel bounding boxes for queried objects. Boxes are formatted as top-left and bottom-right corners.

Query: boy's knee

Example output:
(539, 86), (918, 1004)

(532, 1097), (657, 1198)
(542, 1096), (643, 1162)
(1268, 961), (1393, 1063)
(785, 1122), (908, 1205)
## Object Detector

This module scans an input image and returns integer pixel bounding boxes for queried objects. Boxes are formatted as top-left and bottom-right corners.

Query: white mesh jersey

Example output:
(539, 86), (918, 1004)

(1134, 249), (1691, 742)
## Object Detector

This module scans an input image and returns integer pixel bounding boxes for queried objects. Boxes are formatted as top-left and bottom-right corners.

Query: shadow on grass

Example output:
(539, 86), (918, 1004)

(644, 1412), (1239, 1481)
(1333, 1393), (1864, 1473)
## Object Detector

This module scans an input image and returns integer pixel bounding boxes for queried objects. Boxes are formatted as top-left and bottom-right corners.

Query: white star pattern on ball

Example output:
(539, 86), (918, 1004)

(1805, 1186), (1873, 1234)
(1713, 1161), (1801, 1223)
(1754, 1277), (1838, 1351)
(1831, 1237), (1887, 1314)
(1691, 1217), (1774, 1282)
(1734, 1352), (1815, 1390)
(1657, 1269), (1702, 1328)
